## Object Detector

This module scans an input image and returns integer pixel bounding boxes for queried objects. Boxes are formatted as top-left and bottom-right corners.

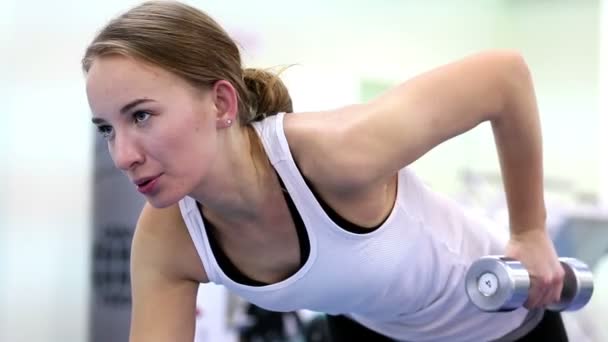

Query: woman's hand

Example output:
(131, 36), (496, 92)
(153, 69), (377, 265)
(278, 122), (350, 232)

(504, 229), (565, 309)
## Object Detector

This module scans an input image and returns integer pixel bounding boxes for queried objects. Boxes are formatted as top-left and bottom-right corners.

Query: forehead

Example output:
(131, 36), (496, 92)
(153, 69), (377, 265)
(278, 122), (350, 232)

(85, 55), (182, 117)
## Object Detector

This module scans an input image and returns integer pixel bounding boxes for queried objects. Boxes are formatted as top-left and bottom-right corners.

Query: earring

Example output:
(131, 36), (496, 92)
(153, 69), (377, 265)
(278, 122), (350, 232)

(226, 119), (232, 126)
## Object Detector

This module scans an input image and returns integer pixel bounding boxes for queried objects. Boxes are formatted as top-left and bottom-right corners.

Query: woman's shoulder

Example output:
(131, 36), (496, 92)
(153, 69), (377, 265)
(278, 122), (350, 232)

(133, 201), (209, 283)
(136, 201), (191, 241)
(283, 106), (382, 190)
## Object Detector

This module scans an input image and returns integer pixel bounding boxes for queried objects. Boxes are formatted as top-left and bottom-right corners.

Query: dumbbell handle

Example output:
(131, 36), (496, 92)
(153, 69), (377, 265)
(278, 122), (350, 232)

(466, 256), (594, 312)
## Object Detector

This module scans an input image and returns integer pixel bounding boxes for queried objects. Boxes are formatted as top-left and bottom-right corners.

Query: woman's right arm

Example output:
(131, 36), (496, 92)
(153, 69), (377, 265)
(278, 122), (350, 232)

(129, 202), (208, 342)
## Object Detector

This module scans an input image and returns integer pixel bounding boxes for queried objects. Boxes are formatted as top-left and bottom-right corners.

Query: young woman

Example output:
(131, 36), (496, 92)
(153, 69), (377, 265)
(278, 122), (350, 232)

(83, 1), (567, 341)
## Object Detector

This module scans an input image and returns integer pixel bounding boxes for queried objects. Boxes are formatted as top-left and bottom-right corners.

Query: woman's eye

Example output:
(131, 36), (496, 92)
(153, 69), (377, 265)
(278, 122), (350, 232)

(97, 125), (114, 139)
(133, 111), (151, 124)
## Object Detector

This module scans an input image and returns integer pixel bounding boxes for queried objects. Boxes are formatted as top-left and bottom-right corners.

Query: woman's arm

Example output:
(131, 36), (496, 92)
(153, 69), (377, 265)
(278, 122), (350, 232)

(297, 50), (563, 307)
(129, 203), (208, 342)
(368, 51), (546, 230)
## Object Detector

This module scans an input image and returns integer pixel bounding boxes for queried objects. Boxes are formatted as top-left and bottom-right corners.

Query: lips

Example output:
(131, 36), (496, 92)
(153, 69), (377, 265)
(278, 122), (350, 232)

(135, 174), (161, 194)
(134, 175), (160, 186)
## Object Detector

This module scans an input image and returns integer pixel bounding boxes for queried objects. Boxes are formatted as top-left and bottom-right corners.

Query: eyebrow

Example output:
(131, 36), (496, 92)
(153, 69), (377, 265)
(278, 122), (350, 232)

(91, 98), (155, 125)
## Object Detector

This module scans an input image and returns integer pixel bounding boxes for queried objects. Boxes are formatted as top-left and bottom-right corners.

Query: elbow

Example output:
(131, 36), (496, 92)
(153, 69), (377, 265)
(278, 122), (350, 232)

(491, 50), (535, 120)
(500, 50), (533, 84)
(485, 49), (530, 71)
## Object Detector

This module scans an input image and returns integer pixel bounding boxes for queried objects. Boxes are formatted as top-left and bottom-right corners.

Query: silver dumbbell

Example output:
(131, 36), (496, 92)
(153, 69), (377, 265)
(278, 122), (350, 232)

(465, 256), (594, 312)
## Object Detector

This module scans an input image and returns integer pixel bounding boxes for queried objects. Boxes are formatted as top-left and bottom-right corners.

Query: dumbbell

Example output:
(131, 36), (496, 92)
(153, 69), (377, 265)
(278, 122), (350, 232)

(465, 256), (594, 312)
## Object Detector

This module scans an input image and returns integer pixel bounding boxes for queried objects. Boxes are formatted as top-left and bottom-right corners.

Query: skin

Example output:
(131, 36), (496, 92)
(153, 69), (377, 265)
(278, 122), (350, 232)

(86, 50), (565, 342)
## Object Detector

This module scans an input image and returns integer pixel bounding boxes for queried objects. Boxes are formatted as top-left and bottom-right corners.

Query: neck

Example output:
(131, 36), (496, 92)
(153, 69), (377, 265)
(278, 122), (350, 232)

(189, 125), (278, 223)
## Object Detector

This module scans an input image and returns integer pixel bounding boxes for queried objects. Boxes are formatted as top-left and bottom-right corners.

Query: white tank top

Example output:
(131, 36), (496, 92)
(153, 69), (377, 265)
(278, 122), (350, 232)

(178, 112), (538, 341)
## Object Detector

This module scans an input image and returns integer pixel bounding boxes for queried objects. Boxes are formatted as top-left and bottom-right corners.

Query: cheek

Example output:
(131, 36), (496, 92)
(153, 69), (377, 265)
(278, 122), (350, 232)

(155, 117), (218, 172)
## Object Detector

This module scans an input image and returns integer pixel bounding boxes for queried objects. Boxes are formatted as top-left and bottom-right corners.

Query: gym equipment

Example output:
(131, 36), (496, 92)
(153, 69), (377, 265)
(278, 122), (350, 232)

(465, 256), (594, 312)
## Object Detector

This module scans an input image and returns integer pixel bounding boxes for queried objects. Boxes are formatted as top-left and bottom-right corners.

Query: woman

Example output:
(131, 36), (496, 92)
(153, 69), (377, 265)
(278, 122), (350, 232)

(83, 1), (567, 341)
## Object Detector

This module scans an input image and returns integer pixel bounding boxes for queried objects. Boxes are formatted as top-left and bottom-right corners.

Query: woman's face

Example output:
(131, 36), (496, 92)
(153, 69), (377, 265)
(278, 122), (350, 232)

(86, 55), (220, 208)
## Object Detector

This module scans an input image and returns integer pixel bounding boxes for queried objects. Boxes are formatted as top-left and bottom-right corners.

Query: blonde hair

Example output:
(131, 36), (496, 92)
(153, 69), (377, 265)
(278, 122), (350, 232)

(82, 0), (293, 123)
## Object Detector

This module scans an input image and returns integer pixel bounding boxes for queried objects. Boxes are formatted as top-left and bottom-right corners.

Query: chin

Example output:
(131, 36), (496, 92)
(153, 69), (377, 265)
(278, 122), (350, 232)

(145, 192), (185, 209)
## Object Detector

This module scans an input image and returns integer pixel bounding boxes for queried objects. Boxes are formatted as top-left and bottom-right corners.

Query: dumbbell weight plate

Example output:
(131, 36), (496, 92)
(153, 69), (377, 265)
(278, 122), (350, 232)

(547, 258), (594, 311)
(465, 256), (530, 312)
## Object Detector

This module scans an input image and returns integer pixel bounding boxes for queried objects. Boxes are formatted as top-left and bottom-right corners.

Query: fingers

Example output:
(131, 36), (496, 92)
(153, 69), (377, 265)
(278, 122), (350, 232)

(551, 267), (565, 303)
(524, 268), (565, 309)
(524, 275), (547, 308)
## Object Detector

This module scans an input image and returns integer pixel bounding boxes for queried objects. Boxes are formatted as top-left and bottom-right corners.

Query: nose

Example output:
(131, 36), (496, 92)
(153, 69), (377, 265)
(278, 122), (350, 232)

(110, 134), (144, 171)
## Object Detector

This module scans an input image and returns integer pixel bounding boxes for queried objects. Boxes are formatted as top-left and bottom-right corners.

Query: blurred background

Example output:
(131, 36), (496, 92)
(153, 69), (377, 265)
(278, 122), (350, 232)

(2, 0), (608, 341)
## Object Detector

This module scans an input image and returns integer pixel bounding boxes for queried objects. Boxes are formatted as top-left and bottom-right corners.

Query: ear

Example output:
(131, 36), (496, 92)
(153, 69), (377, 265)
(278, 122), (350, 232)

(211, 80), (238, 129)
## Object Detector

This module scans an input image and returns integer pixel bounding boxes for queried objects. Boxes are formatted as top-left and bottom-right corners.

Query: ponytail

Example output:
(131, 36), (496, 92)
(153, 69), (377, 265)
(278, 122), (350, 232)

(242, 67), (293, 123)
